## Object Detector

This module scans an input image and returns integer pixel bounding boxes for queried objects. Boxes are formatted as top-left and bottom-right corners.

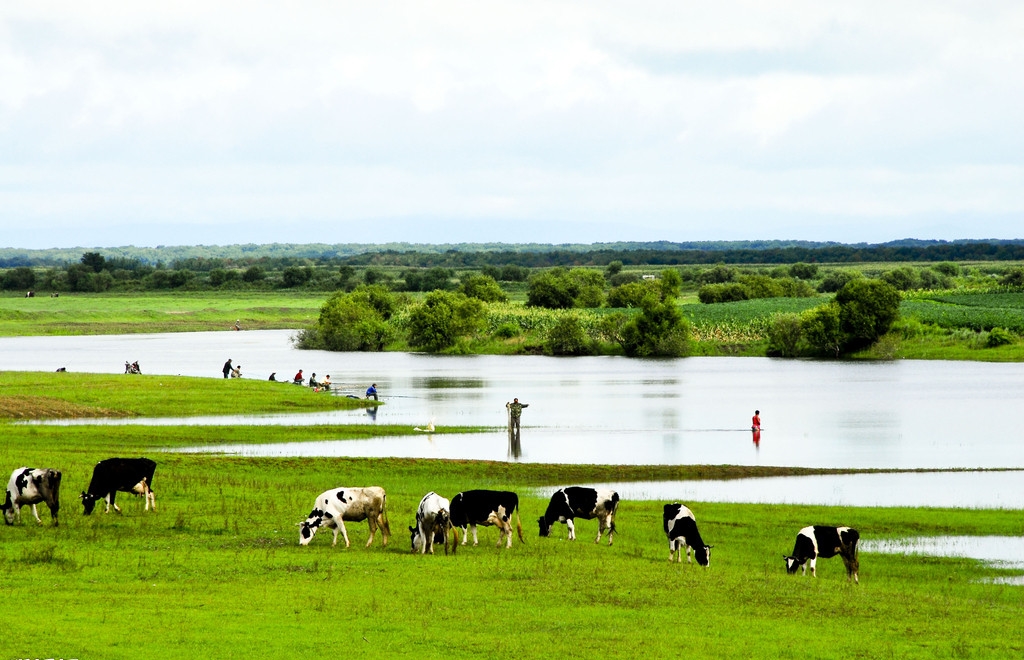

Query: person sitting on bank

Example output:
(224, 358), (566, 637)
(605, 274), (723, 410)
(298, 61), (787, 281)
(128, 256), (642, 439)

(231, 364), (242, 378)
(293, 369), (304, 385)
(365, 383), (378, 400)
(321, 375), (331, 391)
(309, 373), (319, 388)
(268, 372), (277, 382)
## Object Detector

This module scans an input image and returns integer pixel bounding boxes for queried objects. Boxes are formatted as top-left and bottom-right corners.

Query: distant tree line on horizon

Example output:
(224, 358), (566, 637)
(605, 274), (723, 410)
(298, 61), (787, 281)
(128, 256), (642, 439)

(3, 239), (1024, 270)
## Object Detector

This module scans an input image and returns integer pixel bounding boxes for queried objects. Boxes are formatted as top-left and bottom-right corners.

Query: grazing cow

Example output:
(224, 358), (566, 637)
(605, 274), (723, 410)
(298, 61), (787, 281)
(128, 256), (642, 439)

(2, 467), (62, 527)
(784, 525), (860, 583)
(450, 489), (524, 549)
(298, 486), (390, 548)
(538, 487), (619, 545)
(409, 491), (457, 555)
(81, 457), (156, 515)
(663, 503), (711, 565)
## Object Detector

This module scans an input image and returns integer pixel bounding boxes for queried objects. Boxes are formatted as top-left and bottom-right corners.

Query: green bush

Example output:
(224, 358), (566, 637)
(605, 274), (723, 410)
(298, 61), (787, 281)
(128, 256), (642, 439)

(527, 268), (605, 309)
(407, 290), (485, 351)
(2, 266), (36, 291)
(766, 313), (804, 357)
(800, 302), (843, 357)
(698, 283), (749, 304)
(619, 296), (691, 357)
(459, 274), (508, 303)
(986, 327), (1014, 347)
(999, 267), (1024, 289)
(817, 269), (862, 293)
(302, 286), (399, 351)
(608, 280), (660, 308)
(545, 316), (595, 356)
(789, 262), (819, 280)
(835, 278), (901, 352)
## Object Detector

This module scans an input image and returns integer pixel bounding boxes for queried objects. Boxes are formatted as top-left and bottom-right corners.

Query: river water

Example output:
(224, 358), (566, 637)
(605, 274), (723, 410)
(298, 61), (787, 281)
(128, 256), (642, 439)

(6, 330), (1024, 472)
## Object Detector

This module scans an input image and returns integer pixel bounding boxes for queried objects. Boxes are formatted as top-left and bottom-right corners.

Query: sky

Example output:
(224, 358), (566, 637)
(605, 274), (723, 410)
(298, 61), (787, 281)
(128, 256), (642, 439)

(1, 1), (1022, 249)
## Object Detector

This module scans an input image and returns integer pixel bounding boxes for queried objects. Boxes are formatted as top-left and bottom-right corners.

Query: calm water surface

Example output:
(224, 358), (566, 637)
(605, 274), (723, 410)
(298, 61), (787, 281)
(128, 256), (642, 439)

(5, 330), (1024, 471)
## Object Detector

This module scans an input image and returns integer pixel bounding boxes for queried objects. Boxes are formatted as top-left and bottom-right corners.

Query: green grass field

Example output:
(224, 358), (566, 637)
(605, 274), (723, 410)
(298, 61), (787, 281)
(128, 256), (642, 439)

(1, 376), (1022, 658)
(0, 291), (325, 335)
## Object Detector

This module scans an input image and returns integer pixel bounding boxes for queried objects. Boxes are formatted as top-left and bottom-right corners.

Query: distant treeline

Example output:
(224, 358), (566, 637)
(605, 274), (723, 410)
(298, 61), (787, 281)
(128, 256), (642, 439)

(3, 239), (1024, 269)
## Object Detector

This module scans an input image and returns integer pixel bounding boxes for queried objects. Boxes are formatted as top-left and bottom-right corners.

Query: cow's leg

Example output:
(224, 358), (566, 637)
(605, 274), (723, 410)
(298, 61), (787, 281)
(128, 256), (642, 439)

(378, 513), (389, 547)
(366, 516), (377, 547)
(566, 519), (576, 541)
(337, 520), (350, 548)
(29, 503), (43, 524)
(808, 557), (817, 577)
(470, 524), (479, 546)
(607, 514), (615, 545)
(595, 517), (605, 544)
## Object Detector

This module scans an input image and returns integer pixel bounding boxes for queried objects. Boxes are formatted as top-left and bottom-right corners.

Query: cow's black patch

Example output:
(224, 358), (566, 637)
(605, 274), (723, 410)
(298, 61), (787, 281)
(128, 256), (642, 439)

(336, 490), (347, 503)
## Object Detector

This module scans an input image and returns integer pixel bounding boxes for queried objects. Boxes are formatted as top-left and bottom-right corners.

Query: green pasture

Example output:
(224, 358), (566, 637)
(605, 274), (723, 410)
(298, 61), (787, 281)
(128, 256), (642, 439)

(1, 377), (1023, 658)
(0, 291), (325, 335)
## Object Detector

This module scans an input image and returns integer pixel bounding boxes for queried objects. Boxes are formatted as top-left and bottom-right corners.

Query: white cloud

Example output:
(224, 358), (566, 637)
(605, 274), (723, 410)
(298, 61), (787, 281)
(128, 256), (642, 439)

(1, 1), (1022, 247)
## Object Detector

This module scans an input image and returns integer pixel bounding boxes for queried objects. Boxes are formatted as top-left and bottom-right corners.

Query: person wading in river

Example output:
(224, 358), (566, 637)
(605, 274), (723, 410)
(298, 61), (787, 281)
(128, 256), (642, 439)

(506, 398), (528, 443)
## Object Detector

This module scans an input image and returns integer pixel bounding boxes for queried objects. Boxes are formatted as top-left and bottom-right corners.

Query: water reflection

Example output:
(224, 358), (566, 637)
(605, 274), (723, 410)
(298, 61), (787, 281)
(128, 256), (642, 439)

(861, 536), (1024, 575)
(566, 471), (1024, 509)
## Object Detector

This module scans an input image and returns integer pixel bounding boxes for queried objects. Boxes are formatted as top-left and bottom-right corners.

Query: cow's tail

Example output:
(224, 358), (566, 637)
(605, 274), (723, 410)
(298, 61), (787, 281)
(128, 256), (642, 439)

(515, 506), (525, 544)
(380, 492), (392, 540)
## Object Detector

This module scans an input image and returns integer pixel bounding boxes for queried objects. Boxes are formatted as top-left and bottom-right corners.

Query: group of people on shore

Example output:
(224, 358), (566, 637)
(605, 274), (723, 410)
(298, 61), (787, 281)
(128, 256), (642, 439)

(222, 359), (377, 399)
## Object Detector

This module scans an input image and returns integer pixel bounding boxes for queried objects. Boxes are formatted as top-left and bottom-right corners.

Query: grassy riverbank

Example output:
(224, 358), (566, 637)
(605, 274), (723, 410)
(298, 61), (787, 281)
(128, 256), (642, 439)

(1, 377), (1022, 658)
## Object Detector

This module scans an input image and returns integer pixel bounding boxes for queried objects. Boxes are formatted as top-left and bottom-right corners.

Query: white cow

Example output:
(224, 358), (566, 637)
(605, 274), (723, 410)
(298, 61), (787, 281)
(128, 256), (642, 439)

(3, 467), (62, 527)
(409, 491), (457, 555)
(298, 486), (390, 548)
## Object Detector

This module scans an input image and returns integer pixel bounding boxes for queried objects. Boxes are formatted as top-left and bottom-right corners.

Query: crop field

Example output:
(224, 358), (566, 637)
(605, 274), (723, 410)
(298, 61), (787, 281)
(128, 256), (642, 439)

(1, 375), (1023, 658)
(902, 292), (1024, 333)
(682, 297), (824, 343)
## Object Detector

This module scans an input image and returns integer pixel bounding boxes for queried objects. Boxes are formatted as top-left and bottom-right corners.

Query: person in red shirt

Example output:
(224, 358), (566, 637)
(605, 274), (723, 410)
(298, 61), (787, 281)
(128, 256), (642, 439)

(751, 410), (761, 431)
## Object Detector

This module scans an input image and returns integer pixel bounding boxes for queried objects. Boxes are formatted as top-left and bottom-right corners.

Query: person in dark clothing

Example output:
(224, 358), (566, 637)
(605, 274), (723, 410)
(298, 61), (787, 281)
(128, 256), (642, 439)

(223, 359), (233, 379)
(506, 397), (528, 442)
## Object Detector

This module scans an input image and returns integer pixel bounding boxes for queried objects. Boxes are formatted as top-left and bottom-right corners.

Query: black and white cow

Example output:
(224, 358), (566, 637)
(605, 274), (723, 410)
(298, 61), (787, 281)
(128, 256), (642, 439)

(81, 457), (156, 515)
(298, 486), (390, 548)
(409, 491), (457, 555)
(2, 467), (62, 527)
(784, 525), (860, 583)
(450, 489), (524, 549)
(663, 503), (711, 565)
(537, 487), (619, 545)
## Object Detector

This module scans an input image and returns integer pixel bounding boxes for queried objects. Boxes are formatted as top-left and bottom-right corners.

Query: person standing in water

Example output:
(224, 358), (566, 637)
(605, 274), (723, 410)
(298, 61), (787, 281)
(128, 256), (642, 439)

(507, 398), (528, 442)
(751, 410), (761, 431)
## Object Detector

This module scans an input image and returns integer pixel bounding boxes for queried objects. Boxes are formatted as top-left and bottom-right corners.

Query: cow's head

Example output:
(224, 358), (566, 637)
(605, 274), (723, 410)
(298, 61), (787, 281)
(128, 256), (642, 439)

(537, 516), (552, 537)
(784, 555), (804, 574)
(80, 491), (98, 515)
(298, 509), (324, 546)
(409, 525), (422, 553)
(694, 545), (712, 567)
(2, 490), (14, 525)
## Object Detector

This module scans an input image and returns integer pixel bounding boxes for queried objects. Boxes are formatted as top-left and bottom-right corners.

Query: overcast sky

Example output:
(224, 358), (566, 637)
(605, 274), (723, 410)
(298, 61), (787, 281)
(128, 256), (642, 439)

(2, 2), (1022, 249)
